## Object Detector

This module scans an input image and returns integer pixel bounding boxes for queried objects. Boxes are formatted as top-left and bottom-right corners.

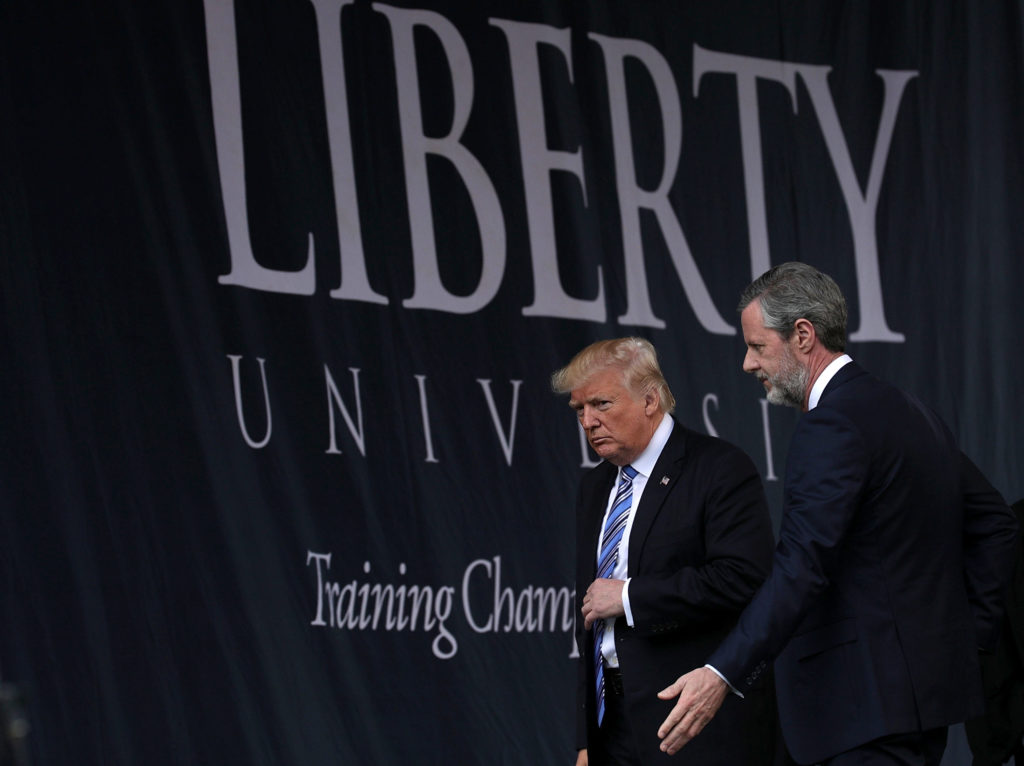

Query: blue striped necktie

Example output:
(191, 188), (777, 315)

(593, 464), (638, 726)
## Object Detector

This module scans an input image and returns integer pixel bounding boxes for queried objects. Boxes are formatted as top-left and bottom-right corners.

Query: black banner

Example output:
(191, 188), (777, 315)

(2, 1), (1022, 763)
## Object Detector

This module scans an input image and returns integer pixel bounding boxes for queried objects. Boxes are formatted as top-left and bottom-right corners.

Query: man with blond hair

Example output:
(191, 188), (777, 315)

(553, 337), (777, 765)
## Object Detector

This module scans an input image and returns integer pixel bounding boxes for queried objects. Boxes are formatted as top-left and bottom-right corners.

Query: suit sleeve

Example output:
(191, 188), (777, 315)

(708, 408), (868, 688)
(960, 451), (1020, 651)
(575, 619), (588, 750)
(574, 480), (598, 751)
(627, 446), (774, 636)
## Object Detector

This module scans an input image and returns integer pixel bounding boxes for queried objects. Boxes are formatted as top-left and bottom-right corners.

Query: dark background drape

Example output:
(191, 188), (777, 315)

(2, 1), (1022, 763)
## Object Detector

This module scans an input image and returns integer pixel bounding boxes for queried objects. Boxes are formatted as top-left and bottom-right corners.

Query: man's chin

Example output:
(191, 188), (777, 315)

(766, 388), (802, 409)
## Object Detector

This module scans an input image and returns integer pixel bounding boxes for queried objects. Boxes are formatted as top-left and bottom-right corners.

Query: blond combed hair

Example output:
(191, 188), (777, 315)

(550, 337), (676, 414)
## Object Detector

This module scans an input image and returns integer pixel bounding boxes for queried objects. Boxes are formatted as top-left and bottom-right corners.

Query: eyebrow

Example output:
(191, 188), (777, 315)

(571, 392), (614, 408)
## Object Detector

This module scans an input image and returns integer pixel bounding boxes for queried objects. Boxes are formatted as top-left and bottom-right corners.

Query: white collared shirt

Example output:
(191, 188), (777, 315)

(596, 414), (674, 668)
(807, 354), (853, 410)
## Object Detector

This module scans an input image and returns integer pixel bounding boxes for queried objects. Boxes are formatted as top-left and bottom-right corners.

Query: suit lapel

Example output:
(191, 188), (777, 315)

(626, 423), (687, 571)
(583, 464), (617, 578)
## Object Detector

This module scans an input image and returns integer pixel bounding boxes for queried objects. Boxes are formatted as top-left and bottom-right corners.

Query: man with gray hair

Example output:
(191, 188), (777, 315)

(657, 263), (1019, 765)
(553, 337), (777, 765)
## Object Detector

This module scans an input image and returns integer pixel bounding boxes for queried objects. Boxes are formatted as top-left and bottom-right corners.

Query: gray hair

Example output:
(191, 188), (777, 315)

(550, 337), (676, 414)
(738, 262), (848, 352)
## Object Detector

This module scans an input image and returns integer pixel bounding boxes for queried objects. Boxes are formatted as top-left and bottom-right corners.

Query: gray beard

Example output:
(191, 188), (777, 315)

(766, 355), (810, 409)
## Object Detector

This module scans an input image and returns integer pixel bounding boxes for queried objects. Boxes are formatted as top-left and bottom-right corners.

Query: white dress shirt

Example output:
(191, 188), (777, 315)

(596, 414), (674, 668)
(807, 354), (853, 410)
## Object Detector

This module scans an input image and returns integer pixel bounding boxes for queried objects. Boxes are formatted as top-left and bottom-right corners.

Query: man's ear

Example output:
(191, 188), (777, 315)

(793, 318), (816, 352)
(644, 389), (660, 416)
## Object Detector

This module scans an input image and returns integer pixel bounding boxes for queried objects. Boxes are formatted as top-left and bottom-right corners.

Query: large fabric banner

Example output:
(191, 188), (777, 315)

(2, 1), (1022, 763)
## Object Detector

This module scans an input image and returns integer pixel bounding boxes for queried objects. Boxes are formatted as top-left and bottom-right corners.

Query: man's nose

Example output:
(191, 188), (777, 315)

(742, 350), (758, 373)
(580, 407), (598, 429)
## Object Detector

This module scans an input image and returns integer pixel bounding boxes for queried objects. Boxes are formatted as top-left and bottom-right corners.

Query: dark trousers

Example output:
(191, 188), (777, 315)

(598, 667), (643, 766)
(821, 728), (948, 766)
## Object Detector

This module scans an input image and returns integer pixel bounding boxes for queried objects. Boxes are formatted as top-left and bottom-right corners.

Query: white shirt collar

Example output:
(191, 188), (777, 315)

(807, 354), (853, 410)
(626, 414), (674, 478)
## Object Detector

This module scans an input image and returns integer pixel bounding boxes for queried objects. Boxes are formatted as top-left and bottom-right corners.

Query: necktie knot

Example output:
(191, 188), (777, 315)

(621, 464), (638, 482)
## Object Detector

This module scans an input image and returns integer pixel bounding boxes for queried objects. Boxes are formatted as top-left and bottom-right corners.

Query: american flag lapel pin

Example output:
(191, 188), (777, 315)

(660, 476), (670, 486)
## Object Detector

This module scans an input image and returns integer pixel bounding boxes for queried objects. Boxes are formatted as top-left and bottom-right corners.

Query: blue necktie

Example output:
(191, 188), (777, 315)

(593, 464), (638, 726)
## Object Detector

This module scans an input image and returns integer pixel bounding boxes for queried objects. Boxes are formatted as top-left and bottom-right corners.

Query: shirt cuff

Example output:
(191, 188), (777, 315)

(622, 578), (634, 626)
(704, 664), (744, 698)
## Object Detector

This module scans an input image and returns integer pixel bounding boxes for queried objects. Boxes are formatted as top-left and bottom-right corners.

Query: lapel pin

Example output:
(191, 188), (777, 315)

(660, 476), (670, 486)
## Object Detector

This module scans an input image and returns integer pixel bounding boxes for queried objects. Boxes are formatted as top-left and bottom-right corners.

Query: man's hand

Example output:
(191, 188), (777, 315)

(581, 578), (625, 630)
(656, 667), (729, 754)
(574, 747), (588, 766)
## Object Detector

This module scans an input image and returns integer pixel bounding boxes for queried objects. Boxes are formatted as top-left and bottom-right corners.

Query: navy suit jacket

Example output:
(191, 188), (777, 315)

(576, 419), (776, 765)
(709, 363), (1020, 764)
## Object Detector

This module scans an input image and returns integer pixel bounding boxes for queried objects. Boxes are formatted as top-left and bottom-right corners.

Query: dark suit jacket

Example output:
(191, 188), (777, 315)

(965, 498), (1024, 765)
(576, 418), (776, 765)
(709, 363), (1020, 765)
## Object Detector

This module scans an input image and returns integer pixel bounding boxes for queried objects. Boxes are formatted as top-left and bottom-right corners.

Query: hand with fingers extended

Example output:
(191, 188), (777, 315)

(580, 578), (625, 630)
(656, 667), (729, 755)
